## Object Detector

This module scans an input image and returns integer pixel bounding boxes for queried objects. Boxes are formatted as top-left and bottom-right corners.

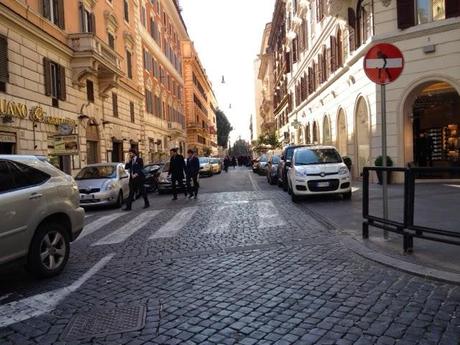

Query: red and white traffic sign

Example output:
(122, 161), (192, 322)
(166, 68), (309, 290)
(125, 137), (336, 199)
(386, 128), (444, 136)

(364, 43), (404, 85)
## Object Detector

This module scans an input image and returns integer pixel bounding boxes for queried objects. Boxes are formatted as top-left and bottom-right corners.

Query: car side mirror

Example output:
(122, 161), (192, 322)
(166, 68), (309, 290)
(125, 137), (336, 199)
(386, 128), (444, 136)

(285, 161), (292, 168)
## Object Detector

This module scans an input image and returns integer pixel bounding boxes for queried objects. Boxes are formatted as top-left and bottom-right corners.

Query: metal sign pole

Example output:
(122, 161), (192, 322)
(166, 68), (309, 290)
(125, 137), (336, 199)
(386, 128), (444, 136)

(381, 84), (389, 239)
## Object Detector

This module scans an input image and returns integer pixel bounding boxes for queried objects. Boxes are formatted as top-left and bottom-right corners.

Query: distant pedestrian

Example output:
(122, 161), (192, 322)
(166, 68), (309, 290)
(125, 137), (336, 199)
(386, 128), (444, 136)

(185, 149), (200, 199)
(231, 156), (237, 169)
(169, 148), (186, 200)
(223, 155), (230, 172)
(124, 148), (149, 211)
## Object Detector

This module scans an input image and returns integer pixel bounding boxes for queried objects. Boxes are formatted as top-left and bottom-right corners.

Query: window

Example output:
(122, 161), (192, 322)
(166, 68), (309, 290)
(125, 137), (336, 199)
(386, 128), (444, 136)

(398, 0), (457, 29)
(86, 80), (94, 102)
(1, 160), (50, 192)
(316, 0), (325, 22)
(0, 161), (14, 193)
(357, 0), (372, 46)
(43, 0), (65, 29)
(416, 0), (445, 23)
(130, 101), (135, 123)
(80, 4), (95, 33)
(145, 89), (153, 114)
(108, 32), (115, 49)
(140, 6), (146, 27)
(112, 93), (118, 117)
(126, 50), (133, 79)
(348, 8), (357, 52)
(43, 58), (66, 105)
(124, 0), (129, 22)
(0, 36), (8, 93)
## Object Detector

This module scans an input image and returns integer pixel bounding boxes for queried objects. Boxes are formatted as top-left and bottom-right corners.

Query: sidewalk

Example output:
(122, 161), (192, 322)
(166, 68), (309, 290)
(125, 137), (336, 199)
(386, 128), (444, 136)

(302, 181), (460, 279)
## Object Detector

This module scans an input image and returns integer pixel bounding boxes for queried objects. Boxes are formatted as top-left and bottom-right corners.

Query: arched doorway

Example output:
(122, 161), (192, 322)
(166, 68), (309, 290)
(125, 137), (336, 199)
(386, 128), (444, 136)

(404, 81), (460, 173)
(312, 121), (319, 144)
(355, 96), (370, 177)
(337, 109), (347, 155)
(323, 115), (332, 145)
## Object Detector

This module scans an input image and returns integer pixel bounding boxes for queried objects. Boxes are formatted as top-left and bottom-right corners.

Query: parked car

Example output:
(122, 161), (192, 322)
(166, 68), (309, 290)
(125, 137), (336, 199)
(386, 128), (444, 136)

(252, 158), (260, 173)
(143, 163), (164, 192)
(157, 161), (198, 194)
(0, 155), (85, 277)
(255, 154), (269, 175)
(210, 158), (222, 174)
(75, 163), (130, 208)
(266, 155), (281, 185)
(286, 146), (352, 202)
(278, 144), (311, 191)
(199, 157), (213, 177)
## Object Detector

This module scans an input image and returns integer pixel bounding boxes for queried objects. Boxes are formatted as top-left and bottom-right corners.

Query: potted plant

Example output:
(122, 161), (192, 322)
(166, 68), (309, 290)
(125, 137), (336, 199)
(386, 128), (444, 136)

(374, 155), (393, 184)
(343, 156), (352, 172)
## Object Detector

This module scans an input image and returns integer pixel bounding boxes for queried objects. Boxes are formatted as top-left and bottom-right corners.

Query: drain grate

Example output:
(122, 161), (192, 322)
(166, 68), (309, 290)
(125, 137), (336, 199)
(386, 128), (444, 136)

(62, 305), (146, 340)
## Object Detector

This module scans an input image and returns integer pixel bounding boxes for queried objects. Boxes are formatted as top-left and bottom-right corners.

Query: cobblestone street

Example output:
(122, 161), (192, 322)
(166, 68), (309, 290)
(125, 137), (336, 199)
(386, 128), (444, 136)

(1, 168), (460, 345)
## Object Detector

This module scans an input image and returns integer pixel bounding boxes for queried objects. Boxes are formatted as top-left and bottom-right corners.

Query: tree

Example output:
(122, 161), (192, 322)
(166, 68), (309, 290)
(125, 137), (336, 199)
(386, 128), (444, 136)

(230, 139), (251, 157)
(216, 109), (233, 148)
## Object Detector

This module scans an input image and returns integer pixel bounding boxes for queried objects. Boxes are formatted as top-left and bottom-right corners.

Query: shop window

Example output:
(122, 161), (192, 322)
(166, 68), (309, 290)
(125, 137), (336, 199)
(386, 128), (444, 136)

(130, 101), (135, 123)
(124, 0), (129, 22)
(43, 0), (65, 29)
(80, 4), (95, 33)
(108, 32), (115, 49)
(86, 79), (94, 102)
(43, 58), (66, 106)
(126, 50), (133, 79)
(0, 36), (8, 93)
(112, 92), (118, 117)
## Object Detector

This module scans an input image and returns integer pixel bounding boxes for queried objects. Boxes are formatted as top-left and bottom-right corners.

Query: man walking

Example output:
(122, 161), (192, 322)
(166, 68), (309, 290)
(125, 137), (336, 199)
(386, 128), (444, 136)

(185, 149), (200, 199)
(124, 148), (149, 211)
(168, 148), (186, 200)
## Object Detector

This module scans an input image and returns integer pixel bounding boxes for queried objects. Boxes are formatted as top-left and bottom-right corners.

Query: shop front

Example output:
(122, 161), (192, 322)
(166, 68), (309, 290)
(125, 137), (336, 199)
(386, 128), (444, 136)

(0, 131), (16, 154)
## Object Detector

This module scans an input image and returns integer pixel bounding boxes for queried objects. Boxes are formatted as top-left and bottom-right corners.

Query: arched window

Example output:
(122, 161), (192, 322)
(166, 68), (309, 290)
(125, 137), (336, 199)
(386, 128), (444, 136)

(323, 115), (332, 145)
(337, 28), (343, 67)
(313, 121), (319, 143)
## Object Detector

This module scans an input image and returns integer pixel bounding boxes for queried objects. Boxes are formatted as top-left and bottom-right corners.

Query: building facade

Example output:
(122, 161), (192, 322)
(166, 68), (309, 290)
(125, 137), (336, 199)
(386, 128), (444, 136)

(182, 40), (218, 155)
(259, 0), (460, 179)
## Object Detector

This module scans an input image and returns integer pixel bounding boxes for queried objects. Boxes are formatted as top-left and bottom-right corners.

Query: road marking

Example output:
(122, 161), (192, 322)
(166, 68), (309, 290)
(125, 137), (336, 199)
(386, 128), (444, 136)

(248, 171), (261, 191)
(0, 254), (114, 328)
(84, 214), (94, 219)
(446, 184), (460, 189)
(93, 210), (162, 246)
(150, 207), (199, 239)
(365, 58), (403, 69)
(257, 200), (286, 229)
(204, 205), (233, 234)
(77, 213), (124, 241)
(352, 187), (360, 193)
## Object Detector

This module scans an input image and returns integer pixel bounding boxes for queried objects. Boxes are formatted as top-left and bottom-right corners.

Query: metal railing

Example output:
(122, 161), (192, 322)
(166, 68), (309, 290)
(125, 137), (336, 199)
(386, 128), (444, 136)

(362, 166), (460, 253)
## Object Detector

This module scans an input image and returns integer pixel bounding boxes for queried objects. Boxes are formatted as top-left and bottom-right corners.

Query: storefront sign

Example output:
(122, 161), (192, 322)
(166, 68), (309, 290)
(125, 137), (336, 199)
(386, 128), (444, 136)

(0, 98), (77, 127)
(52, 134), (79, 155)
(0, 132), (16, 143)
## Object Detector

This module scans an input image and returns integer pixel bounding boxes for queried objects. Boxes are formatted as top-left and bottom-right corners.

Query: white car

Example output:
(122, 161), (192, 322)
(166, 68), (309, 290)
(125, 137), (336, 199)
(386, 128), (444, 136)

(287, 146), (352, 202)
(75, 163), (130, 207)
(0, 155), (85, 277)
(199, 157), (213, 177)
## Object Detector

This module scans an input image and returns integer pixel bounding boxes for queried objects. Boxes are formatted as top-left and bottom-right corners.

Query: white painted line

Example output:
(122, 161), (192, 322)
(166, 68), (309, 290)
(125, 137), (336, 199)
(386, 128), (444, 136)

(204, 205), (233, 234)
(93, 210), (162, 246)
(352, 187), (360, 193)
(446, 184), (460, 189)
(248, 171), (260, 191)
(150, 207), (199, 239)
(77, 213), (124, 241)
(84, 214), (94, 219)
(365, 58), (403, 69)
(0, 254), (114, 328)
(257, 200), (286, 229)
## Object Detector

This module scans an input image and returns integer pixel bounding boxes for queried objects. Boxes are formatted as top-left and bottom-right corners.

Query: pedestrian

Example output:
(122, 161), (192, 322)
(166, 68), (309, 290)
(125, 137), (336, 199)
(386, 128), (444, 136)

(223, 155), (230, 172)
(124, 148), (149, 211)
(185, 149), (200, 199)
(231, 156), (237, 169)
(169, 148), (186, 200)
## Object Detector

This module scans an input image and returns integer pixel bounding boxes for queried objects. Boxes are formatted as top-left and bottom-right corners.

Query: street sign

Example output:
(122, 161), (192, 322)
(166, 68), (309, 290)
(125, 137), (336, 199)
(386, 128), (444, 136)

(364, 43), (404, 85)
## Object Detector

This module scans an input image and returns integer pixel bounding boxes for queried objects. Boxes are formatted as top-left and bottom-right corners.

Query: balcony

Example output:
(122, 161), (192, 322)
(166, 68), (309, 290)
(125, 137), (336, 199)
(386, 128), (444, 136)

(168, 121), (185, 138)
(68, 33), (124, 96)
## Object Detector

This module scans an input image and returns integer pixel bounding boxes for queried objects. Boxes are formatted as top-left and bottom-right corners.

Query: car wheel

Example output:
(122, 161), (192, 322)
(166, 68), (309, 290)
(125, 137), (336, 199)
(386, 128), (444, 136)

(291, 190), (299, 203)
(158, 189), (165, 195)
(343, 191), (352, 200)
(287, 180), (292, 195)
(283, 180), (288, 192)
(27, 222), (70, 278)
(115, 191), (123, 208)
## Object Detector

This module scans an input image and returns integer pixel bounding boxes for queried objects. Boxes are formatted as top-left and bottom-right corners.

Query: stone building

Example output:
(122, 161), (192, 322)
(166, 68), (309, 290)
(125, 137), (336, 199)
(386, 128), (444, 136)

(182, 40), (218, 156)
(261, 0), (460, 179)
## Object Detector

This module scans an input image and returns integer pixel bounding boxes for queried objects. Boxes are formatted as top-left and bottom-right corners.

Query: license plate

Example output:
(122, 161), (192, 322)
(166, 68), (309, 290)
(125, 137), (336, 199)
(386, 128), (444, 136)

(317, 181), (330, 187)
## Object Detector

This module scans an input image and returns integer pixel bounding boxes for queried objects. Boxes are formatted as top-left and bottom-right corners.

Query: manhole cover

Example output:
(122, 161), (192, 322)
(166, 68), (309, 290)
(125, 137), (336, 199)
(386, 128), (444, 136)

(62, 305), (146, 340)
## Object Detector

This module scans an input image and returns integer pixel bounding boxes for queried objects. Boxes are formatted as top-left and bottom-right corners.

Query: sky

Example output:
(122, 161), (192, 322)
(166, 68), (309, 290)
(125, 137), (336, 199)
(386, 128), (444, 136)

(180, 0), (276, 144)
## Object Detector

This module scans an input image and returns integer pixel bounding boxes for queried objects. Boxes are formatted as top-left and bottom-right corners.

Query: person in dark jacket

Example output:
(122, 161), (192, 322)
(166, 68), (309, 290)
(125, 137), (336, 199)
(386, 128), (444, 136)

(185, 149), (200, 199)
(124, 148), (149, 211)
(169, 148), (186, 200)
(223, 155), (230, 172)
(231, 156), (237, 168)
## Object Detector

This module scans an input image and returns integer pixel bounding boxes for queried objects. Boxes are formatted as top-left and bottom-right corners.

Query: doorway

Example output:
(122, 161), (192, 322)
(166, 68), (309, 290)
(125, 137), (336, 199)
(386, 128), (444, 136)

(0, 142), (15, 154)
(112, 141), (123, 162)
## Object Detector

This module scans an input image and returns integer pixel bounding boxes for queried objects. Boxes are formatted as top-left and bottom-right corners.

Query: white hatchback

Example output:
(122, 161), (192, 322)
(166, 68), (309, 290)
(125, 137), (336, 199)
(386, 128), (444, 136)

(287, 146), (352, 202)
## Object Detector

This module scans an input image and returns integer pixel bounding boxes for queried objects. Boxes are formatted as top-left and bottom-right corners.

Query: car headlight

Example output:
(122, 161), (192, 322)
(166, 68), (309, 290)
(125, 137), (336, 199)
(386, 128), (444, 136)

(295, 169), (307, 177)
(338, 166), (349, 175)
(103, 181), (116, 191)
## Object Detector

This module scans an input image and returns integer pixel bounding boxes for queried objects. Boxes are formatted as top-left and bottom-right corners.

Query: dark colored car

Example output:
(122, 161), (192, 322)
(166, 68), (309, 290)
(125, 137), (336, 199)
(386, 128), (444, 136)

(143, 163), (164, 192)
(256, 155), (269, 175)
(266, 155), (281, 185)
(277, 145), (311, 191)
(252, 158), (260, 173)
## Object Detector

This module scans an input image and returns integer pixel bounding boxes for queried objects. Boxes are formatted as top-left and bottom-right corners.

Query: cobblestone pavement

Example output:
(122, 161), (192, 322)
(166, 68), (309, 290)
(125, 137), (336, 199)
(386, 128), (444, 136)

(1, 169), (460, 345)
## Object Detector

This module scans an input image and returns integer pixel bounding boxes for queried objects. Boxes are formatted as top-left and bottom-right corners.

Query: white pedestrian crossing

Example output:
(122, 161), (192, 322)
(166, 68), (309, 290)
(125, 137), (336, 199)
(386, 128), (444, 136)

(204, 205), (233, 234)
(257, 200), (286, 229)
(93, 210), (162, 246)
(77, 213), (124, 241)
(149, 207), (199, 239)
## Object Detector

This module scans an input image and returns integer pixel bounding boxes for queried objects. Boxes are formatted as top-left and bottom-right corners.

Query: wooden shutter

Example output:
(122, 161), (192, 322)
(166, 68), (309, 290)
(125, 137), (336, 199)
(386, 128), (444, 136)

(337, 29), (343, 67)
(0, 36), (8, 83)
(58, 64), (66, 101)
(285, 52), (291, 73)
(79, 3), (85, 31)
(42, 0), (51, 20)
(90, 13), (96, 33)
(330, 36), (337, 72)
(397, 0), (415, 29)
(348, 8), (356, 52)
(326, 48), (331, 80)
(43, 57), (51, 96)
(57, 0), (65, 29)
(112, 93), (118, 117)
(446, 0), (460, 18)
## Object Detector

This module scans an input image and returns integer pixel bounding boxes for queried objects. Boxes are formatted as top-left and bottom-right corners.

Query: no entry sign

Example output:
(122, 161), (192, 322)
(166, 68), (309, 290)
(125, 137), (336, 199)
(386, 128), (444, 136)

(364, 43), (404, 85)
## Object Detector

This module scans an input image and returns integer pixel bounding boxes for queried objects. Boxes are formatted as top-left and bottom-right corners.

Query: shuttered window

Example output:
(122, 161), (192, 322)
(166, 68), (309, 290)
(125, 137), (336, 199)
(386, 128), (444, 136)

(43, 0), (65, 29)
(397, 0), (416, 29)
(80, 4), (95, 33)
(348, 8), (356, 52)
(145, 89), (153, 114)
(124, 0), (129, 22)
(86, 80), (94, 102)
(126, 50), (133, 79)
(43, 57), (66, 104)
(446, 0), (460, 18)
(0, 35), (8, 92)
(330, 36), (337, 72)
(112, 93), (118, 117)
(130, 101), (135, 123)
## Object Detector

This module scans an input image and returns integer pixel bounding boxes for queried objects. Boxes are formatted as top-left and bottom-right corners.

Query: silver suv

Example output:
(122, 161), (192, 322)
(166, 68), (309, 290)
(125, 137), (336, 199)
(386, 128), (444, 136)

(0, 155), (85, 277)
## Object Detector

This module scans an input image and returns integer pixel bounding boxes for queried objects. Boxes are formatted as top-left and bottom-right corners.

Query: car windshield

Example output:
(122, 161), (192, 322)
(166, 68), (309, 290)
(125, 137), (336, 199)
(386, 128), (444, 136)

(210, 159), (219, 164)
(75, 166), (117, 180)
(272, 156), (280, 164)
(294, 149), (342, 166)
(199, 157), (209, 164)
(259, 155), (268, 162)
(285, 147), (295, 161)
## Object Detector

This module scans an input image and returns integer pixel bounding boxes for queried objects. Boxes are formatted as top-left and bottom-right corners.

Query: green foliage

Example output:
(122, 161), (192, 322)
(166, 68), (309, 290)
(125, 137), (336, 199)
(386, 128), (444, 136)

(230, 139), (251, 157)
(216, 109), (233, 148)
(374, 155), (393, 167)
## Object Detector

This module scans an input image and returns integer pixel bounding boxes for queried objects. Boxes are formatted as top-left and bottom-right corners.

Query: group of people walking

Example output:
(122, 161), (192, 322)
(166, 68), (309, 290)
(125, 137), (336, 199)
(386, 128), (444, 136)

(122, 147), (201, 211)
